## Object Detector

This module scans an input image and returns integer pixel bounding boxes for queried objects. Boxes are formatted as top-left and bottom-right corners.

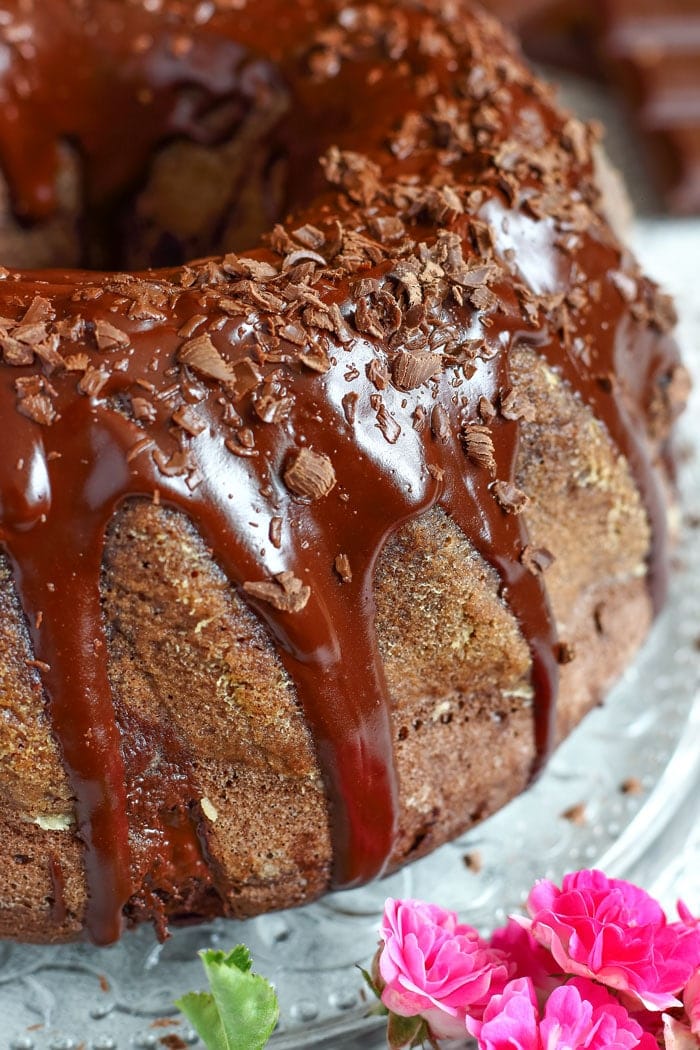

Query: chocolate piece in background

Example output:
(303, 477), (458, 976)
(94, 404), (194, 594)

(485, 0), (700, 214)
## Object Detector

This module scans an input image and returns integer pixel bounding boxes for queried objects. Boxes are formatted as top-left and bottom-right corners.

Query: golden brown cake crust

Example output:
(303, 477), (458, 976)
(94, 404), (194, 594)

(0, 0), (686, 942)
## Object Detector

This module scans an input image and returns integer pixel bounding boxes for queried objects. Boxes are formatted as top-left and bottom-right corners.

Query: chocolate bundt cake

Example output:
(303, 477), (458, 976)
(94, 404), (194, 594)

(0, 0), (687, 945)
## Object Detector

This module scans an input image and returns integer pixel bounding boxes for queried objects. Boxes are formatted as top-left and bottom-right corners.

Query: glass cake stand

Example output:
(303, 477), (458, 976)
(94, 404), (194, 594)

(2, 213), (700, 1050)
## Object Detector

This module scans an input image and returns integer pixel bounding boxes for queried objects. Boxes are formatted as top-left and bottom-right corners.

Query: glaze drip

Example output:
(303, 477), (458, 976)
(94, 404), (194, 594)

(0, 0), (682, 943)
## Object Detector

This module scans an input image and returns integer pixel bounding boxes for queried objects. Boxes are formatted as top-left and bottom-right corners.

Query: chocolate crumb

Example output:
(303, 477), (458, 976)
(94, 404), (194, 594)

(159, 1036), (187, 1050)
(556, 641), (576, 665)
(561, 802), (587, 825)
(620, 777), (643, 795)
(463, 850), (483, 873)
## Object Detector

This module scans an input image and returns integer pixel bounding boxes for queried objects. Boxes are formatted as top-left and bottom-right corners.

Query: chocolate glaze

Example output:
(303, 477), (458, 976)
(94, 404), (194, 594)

(0, 0), (682, 943)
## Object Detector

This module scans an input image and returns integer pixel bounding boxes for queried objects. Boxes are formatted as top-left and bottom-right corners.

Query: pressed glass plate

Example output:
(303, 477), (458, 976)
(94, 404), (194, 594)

(1, 214), (699, 1050)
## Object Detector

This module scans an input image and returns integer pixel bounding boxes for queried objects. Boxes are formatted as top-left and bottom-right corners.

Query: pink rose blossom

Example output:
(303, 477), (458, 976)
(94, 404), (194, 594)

(467, 977), (540, 1049)
(378, 897), (510, 1039)
(540, 979), (659, 1050)
(523, 870), (700, 1010)
(684, 971), (700, 1037)
(468, 976), (657, 1050)
(491, 919), (559, 1002)
(663, 1015), (700, 1050)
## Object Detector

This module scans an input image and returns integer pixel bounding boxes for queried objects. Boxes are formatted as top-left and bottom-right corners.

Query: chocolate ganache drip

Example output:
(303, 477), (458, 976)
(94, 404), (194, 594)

(0, 0), (682, 943)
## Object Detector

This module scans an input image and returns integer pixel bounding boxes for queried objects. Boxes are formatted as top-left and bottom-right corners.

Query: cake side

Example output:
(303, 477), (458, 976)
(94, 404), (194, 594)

(0, 344), (664, 941)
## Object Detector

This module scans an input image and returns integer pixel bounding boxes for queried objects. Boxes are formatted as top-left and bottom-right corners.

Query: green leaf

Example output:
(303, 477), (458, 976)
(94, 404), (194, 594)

(176, 992), (229, 1050)
(386, 1011), (430, 1050)
(175, 945), (279, 1050)
(357, 965), (383, 1002)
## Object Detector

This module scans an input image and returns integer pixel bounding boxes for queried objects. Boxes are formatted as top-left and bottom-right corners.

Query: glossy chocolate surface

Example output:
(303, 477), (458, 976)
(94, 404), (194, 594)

(0, 0), (681, 943)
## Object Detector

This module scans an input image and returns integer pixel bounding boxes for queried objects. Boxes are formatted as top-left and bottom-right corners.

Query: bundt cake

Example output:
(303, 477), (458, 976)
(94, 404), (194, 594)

(0, 0), (687, 945)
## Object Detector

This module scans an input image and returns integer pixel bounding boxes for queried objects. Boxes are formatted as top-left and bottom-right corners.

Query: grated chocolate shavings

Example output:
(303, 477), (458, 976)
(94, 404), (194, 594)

(269, 517), (282, 549)
(177, 314), (208, 339)
(412, 404), (428, 432)
(492, 480), (529, 514)
(292, 224), (325, 250)
(430, 403), (450, 443)
(95, 319), (130, 352)
(178, 334), (234, 384)
(500, 387), (536, 423)
(254, 393), (294, 424)
(461, 423), (497, 475)
(152, 447), (197, 479)
(479, 395), (496, 423)
(14, 376), (57, 426)
(1, 335), (35, 366)
(392, 350), (441, 390)
(131, 396), (156, 423)
(520, 546), (555, 575)
(334, 553), (352, 583)
(230, 357), (263, 400)
(22, 296), (54, 325)
(374, 401), (401, 444)
(284, 448), (337, 500)
(342, 391), (359, 425)
(243, 571), (311, 613)
(366, 358), (389, 390)
(78, 366), (111, 398)
(172, 405), (206, 436)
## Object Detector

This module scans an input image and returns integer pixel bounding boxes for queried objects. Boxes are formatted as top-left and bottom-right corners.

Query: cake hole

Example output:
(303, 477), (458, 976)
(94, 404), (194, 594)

(0, 57), (314, 271)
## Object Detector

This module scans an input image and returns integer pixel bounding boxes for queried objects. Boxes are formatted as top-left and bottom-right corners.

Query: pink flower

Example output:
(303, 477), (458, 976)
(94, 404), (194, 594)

(523, 870), (700, 1010)
(663, 1015), (700, 1050)
(542, 979), (659, 1050)
(491, 919), (559, 1002)
(467, 977), (540, 1049)
(468, 976), (657, 1050)
(378, 897), (510, 1039)
(684, 971), (700, 1037)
